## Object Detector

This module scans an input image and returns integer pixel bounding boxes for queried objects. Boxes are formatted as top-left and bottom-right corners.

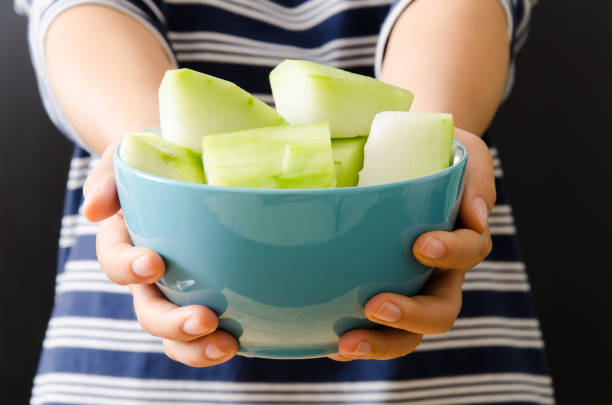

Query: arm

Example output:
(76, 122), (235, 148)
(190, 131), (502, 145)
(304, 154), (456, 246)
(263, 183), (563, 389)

(381, 0), (509, 135)
(45, 5), (238, 366)
(45, 5), (172, 154)
(330, 0), (504, 361)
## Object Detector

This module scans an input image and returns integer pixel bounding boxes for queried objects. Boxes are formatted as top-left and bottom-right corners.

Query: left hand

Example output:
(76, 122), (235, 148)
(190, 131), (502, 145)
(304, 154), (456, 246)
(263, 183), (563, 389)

(329, 128), (496, 361)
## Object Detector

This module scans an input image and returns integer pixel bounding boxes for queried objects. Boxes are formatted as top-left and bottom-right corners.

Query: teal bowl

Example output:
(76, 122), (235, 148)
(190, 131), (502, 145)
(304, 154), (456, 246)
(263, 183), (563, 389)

(114, 141), (467, 359)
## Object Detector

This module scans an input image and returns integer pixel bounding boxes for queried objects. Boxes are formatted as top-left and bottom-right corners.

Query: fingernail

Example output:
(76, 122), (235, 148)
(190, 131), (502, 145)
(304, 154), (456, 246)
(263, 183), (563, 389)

(373, 301), (402, 323)
(472, 196), (489, 229)
(131, 256), (157, 278)
(183, 317), (209, 336)
(348, 341), (371, 357)
(205, 342), (227, 360)
(421, 237), (445, 259)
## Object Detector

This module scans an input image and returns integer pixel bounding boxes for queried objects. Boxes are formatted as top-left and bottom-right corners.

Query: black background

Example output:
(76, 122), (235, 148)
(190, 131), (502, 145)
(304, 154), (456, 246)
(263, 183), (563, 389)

(1, 1), (611, 404)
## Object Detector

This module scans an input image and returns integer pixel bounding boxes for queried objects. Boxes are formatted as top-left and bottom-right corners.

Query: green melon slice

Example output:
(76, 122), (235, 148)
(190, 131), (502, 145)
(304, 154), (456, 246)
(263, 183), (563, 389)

(201, 123), (336, 189)
(119, 133), (206, 184)
(269, 60), (414, 138)
(358, 112), (454, 186)
(159, 68), (286, 152)
(331, 137), (367, 187)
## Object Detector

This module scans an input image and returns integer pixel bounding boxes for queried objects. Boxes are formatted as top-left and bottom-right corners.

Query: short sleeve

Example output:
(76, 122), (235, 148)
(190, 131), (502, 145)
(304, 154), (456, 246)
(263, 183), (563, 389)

(14, 0), (177, 152)
(374, 0), (537, 101)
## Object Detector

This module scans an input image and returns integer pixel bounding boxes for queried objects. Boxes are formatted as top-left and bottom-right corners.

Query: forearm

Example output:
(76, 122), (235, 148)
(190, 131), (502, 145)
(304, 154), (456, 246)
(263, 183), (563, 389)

(381, 0), (509, 135)
(45, 5), (173, 155)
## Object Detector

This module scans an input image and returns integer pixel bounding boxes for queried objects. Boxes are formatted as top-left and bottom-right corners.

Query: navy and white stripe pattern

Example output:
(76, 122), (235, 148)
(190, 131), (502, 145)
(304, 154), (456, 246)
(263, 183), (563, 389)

(30, 372), (553, 404)
(18, 0), (551, 404)
(41, 313), (544, 354)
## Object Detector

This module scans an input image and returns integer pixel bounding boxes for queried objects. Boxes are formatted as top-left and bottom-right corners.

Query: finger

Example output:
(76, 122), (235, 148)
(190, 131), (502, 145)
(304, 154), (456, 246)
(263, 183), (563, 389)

(454, 128), (497, 233)
(131, 284), (219, 341)
(96, 212), (165, 284)
(412, 227), (492, 271)
(364, 269), (465, 334)
(337, 328), (423, 360)
(83, 139), (122, 222)
(163, 330), (238, 367)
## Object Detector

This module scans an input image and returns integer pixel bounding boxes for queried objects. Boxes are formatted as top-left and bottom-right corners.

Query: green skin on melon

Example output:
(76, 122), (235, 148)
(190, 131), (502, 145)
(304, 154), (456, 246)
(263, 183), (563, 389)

(331, 137), (367, 187)
(123, 65), (450, 189)
(270, 60), (414, 138)
(159, 68), (286, 153)
(201, 123), (336, 189)
(120, 133), (206, 184)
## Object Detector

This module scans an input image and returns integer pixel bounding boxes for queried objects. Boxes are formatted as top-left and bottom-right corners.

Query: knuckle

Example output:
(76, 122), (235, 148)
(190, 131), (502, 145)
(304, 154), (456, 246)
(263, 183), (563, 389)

(467, 133), (489, 158)
(437, 298), (462, 334)
(473, 136), (490, 159)
(490, 187), (497, 206)
(134, 311), (156, 337)
(139, 322), (158, 338)
(409, 334), (423, 352)
(397, 336), (421, 359)
(485, 147), (495, 169)
(101, 263), (130, 285)
(95, 228), (105, 259)
(446, 233), (461, 254)
(378, 339), (394, 359)
(481, 233), (493, 259)
(437, 317), (456, 334)
(395, 333), (422, 359)
(98, 258), (128, 285)
(436, 235), (459, 267)
(473, 134), (486, 149)
(407, 308), (427, 332)
(459, 129), (479, 146)
(163, 340), (177, 362)
(132, 299), (164, 339)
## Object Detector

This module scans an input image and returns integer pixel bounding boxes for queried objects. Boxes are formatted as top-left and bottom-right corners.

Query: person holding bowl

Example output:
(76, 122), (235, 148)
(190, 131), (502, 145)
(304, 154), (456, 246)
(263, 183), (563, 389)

(18, 0), (552, 403)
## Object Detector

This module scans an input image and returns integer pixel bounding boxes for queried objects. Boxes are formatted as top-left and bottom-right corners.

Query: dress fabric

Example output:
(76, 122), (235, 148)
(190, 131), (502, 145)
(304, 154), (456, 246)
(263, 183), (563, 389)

(16, 0), (553, 404)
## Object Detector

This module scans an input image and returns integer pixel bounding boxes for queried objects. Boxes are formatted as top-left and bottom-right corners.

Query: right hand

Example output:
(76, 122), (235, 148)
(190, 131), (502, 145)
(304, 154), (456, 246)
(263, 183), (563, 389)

(82, 141), (239, 367)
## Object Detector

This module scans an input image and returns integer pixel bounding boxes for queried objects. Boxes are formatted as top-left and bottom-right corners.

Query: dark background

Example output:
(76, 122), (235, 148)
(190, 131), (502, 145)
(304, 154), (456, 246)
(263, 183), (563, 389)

(1, 1), (610, 404)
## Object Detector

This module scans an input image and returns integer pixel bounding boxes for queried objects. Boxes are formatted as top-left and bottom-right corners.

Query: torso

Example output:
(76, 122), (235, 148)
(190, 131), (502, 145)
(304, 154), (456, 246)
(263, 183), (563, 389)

(32, 1), (552, 404)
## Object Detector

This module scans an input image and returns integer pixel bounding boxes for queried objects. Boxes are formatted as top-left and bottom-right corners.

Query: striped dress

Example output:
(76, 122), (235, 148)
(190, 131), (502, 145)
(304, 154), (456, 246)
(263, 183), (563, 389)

(16, 0), (553, 404)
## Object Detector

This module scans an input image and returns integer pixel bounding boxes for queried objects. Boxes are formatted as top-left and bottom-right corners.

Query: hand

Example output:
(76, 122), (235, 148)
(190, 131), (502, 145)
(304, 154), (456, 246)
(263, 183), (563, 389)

(82, 141), (239, 367)
(329, 128), (495, 361)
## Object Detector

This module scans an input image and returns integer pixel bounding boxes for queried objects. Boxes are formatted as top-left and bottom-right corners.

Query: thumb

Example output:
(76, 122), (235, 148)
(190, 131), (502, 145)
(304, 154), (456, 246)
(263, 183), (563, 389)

(454, 128), (497, 233)
(82, 139), (122, 222)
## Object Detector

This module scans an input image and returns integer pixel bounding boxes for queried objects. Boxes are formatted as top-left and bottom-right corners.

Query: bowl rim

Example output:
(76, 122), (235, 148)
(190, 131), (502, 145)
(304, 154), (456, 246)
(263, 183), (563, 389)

(114, 139), (468, 195)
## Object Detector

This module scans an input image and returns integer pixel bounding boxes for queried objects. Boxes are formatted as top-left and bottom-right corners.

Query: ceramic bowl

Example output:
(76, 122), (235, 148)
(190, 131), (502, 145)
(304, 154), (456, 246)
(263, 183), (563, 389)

(114, 140), (467, 358)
